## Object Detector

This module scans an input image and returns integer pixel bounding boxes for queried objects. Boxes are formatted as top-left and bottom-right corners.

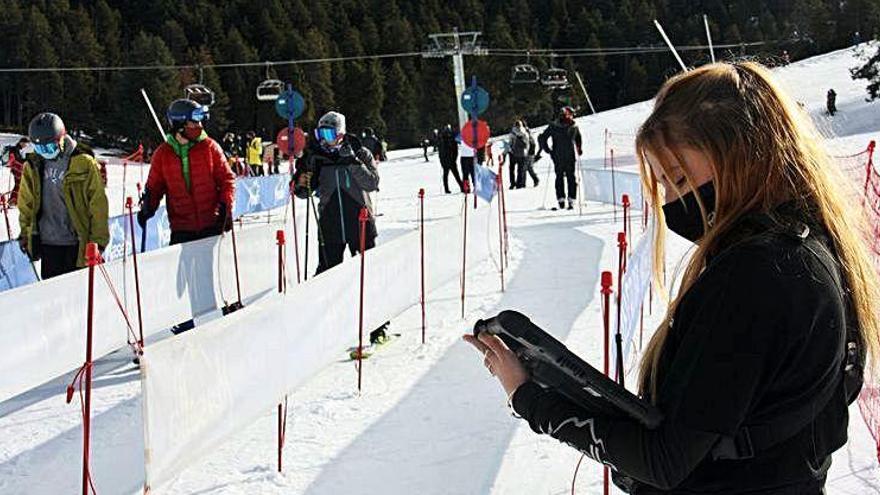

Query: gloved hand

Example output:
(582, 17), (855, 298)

(216, 202), (232, 233)
(297, 171), (313, 187)
(137, 188), (154, 228)
(17, 236), (27, 254)
(137, 208), (153, 229)
(533, 153), (542, 163)
(576, 146), (583, 156)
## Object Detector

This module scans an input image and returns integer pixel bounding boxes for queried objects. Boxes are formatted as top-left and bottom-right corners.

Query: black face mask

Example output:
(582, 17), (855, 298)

(662, 181), (716, 242)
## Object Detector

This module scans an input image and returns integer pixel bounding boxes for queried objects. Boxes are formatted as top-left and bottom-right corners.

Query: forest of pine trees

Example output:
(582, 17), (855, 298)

(2, 0), (880, 150)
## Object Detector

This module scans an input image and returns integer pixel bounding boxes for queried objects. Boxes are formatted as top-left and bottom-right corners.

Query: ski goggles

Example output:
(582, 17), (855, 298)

(34, 141), (61, 158)
(169, 105), (210, 124)
(315, 126), (339, 143)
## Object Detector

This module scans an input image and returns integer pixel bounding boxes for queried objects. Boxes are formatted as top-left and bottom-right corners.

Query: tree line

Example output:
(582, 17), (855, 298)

(1, 0), (879, 150)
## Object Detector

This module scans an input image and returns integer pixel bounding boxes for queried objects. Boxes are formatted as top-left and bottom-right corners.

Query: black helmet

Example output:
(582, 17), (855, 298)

(166, 99), (209, 132)
(28, 113), (66, 144)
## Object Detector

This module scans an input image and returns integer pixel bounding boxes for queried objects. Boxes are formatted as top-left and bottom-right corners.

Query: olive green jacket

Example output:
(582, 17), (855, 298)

(18, 144), (109, 267)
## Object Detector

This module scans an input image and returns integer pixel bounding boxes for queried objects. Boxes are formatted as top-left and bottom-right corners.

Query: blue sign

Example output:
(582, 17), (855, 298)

(0, 240), (38, 291)
(460, 85), (490, 116)
(275, 89), (305, 120)
(473, 164), (497, 203)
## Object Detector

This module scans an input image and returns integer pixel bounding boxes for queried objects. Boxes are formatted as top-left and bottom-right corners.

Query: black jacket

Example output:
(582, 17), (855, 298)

(293, 135), (379, 245)
(512, 207), (850, 494)
(538, 120), (582, 167)
(438, 129), (458, 164)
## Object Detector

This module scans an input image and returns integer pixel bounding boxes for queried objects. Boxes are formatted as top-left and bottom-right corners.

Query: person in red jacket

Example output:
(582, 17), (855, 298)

(138, 99), (235, 244)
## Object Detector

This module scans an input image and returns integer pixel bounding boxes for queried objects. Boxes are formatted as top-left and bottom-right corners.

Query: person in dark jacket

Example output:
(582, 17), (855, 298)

(538, 106), (582, 209)
(361, 127), (384, 162)
(826, 89), (837, 116)
(521, 118), (541, 188)
(507, 120), (531, 189)
(437, 124), (463, 194)
(294, 111), (379, 274)
(466, 61), (880, 494)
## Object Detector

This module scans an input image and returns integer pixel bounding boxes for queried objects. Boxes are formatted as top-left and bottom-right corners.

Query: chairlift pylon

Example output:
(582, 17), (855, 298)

(184, 66), (216, 107)
(256, 62), (285, 101)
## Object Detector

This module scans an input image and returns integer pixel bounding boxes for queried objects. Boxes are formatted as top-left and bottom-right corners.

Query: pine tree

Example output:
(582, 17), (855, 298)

(382, 61), (418, 146)
(119, 32), (179, 146)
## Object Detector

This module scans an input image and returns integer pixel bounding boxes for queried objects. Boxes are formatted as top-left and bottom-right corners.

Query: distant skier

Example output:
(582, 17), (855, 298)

(437, 124), (463, 193)
(539, 106), (582, 210)
(18, 113), (109, 279)
(507, 120), (530, 189)
(361, 128), (385, 162)
(2, 137), (29, 204)
(421, 135), (431, 162)
(826, 89), (837, 116)
(246, 131), (264, 176)
(521, 118), (541, 188)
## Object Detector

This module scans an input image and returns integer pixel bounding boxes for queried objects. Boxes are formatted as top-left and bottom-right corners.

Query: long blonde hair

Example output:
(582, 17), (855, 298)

(637, 62), (880, 399)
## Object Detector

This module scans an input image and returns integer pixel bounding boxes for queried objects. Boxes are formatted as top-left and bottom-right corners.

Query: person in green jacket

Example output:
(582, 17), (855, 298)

(18, 113), (109, 279)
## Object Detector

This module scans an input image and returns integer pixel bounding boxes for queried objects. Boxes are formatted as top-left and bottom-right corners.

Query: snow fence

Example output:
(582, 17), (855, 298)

(0, 214), (298, 404)
(140, 204), (494, 492)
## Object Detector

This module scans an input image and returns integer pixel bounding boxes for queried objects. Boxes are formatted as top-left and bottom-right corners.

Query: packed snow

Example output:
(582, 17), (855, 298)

(1, 44), (879, 494)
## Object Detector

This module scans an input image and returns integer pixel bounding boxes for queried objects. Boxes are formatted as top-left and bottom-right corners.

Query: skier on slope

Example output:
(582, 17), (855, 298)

(18, 113), (109, 279)
(138, 99), (235, 333)
(506, 120), (530, 189)
(538, 106), (582, 210)
(293, 111), (388, 344)
(437, 124), (464, 194)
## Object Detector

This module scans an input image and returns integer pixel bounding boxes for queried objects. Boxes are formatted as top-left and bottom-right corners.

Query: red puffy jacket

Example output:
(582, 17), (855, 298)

(145, 137), (235, 233)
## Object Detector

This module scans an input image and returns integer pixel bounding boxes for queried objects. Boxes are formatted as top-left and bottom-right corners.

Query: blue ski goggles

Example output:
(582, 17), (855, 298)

(168, 105), (210, 124)
(34, 141), (61, 159)
(315, 126), (339, 143)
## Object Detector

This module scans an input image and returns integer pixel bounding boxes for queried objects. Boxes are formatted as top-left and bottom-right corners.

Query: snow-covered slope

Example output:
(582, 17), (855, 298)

(1, 44), (879, 494)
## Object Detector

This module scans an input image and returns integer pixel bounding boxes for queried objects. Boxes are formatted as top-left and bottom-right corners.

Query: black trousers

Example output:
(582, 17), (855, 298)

(316, 237), (376, 276)
(522, 156), (539, 186)
(554, 162), (577, 201)
(40, 244), (79, 279)
(170, 228), (218, 245)
(460, 156), (475, 187)
(509, 156), (527, 188)
(440, 157), (464, 193)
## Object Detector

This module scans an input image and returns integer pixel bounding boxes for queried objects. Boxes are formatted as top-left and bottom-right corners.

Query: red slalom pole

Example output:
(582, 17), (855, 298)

(419, 188), (426, 344)
(122, 161), (128, 213)
(126, 197), (145, 349)
(610, 149), (618, 222)
(82, 243), (101, 495)
(289, 187), (301, 284)
(357, 207), (368, 392)
(0, 195), (10, 240)
(600, 270), (613, 495)
(496, 173), (505, 292)
(275, 229), (287, 472)
(616, 232), (627, 385)
(622, 194), (631, 242)
(461, 180), (470, 319)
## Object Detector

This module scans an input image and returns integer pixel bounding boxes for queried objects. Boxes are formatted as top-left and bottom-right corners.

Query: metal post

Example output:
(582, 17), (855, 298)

(419, 188), (426, 344)
(357, 208), (369, 392)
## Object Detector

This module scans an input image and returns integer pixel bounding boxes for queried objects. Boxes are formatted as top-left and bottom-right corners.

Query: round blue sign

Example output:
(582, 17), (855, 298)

(275, 89), (305, 120)
(460, 86), (490, 116)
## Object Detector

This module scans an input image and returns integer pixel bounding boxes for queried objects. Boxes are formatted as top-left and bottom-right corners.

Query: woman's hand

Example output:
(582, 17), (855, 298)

(463, 332), (529, 397)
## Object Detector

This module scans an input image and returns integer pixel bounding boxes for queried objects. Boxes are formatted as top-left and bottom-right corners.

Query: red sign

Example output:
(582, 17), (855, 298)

(460, 119), (490, 149)
(276, 127), (306, 157)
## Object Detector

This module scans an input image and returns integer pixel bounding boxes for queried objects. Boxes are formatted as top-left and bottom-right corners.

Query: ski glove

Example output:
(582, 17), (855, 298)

(137, 189), (155, 229)
(216, 202), (232, 233)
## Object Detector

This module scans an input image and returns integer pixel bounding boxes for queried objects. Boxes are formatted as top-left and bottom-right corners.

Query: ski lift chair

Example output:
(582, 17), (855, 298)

(256, 79), (285, 101)
(510, 64), (540, 84)
(541, 68), (570, 89)
(184, 83), (216, 107)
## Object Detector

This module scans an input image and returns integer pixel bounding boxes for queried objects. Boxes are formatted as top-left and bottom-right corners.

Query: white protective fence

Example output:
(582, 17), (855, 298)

(0, 212), (298, 404)
(140, 205), (494, 491)
(581, 166), (645, 207)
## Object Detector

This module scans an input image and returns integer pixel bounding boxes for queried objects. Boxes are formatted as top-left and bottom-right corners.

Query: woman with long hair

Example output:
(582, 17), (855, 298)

(466, 61), (880, 493)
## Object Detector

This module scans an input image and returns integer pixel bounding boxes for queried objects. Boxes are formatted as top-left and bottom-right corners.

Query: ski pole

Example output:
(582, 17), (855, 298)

(357, 207), (368, 392)
(126, 197), (145, 350)
(304, 191), (311, 280)
(419, 188), (426, 344)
